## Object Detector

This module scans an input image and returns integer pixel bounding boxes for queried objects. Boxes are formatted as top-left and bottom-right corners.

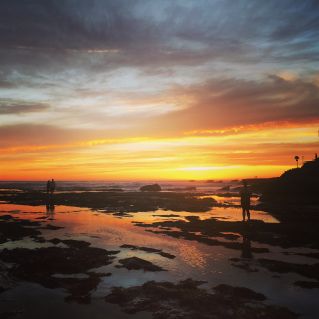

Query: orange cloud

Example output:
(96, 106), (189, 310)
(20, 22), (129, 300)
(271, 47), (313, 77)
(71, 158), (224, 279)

(1, 123), (318, 181)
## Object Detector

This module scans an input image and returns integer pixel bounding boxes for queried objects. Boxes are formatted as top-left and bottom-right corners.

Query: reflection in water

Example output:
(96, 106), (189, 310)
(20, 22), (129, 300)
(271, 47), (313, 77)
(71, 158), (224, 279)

(46, 202), (55, 220)
(241, 223), (252, 259)
(198, 195), (280, 223)
(178, 243), (207, 269)
(0, 203), (319, 319)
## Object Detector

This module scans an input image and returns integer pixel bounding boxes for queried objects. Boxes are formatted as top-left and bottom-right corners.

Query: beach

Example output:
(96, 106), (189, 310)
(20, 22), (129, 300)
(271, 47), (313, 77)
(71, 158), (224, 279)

(1, 183), (319, 319)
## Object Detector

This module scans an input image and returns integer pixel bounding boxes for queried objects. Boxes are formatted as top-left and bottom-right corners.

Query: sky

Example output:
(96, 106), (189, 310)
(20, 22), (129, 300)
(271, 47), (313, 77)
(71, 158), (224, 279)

(0, 0), (319, 181)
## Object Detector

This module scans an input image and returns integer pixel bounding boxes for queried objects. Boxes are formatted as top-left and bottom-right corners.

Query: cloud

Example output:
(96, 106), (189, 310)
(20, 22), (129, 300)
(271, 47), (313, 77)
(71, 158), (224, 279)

(0, 100), (50, 114)
(1, 1), (319, 140)
(0, 81), (15, 88)
(138, 75), (319, 134)
(0, 124), (102, 148)
(0, 0), (318, 74)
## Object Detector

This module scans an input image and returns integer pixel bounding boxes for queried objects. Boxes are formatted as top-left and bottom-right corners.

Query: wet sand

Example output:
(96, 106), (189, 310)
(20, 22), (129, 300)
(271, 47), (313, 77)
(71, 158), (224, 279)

(0, 190), (319, 318)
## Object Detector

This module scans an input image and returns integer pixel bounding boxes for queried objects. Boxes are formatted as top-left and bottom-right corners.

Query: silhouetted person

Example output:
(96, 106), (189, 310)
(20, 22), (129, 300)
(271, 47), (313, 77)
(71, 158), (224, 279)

(240, 180), (251, 221)
(46, 180), (51, 194)
(50, 179), (56, 195)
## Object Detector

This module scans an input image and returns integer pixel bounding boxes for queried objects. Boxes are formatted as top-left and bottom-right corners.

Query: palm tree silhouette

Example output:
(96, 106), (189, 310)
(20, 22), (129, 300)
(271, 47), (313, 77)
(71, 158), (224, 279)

(294, 155), (300, 168)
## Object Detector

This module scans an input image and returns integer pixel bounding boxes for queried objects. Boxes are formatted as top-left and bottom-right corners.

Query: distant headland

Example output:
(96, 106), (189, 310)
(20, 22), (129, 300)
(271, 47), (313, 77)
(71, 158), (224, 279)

(253, 156), (319, 205)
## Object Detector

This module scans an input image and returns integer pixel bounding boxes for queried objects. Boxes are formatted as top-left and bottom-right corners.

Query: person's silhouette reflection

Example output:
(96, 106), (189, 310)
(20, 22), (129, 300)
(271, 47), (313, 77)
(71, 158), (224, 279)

(46, 202), (55, 220)
(241, 224), (252, 259)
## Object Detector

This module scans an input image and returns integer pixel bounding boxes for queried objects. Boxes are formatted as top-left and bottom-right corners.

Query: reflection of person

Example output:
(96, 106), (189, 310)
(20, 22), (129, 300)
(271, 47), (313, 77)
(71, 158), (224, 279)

(240, 180), (251, 221)
(241, 228), (252, 259)
(46, 203), (55, 220)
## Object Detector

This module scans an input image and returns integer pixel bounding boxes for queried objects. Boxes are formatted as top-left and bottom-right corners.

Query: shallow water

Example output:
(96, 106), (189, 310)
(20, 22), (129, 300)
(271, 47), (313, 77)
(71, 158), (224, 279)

(0, 180), (232, 193)
(0, 202), (318, 318)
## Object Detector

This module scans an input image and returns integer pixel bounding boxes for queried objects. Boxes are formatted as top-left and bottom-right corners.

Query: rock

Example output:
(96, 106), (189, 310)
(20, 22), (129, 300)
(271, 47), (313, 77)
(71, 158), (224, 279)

(0, 216), (42, 242)
(294, 281), (319, 289)
(258, 158), (319, 204)
(214, 284), (266, 301)
(0, 246), (118, 303)
(258, 258), (319, 280)
(105, 279), (297, 319)
(117, 257), (165, 271)
(0, 261), (14, 293)
(140, 184), (161, 192)
(0, 215), (13, 221)
(48, 238), (92, 249)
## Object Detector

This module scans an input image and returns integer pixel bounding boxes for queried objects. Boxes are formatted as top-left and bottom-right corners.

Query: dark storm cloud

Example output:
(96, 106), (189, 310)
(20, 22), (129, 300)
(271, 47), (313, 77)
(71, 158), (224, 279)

(0, 100), (50, 114)
(0, 0), (152, 50)
(0, 0), (319, 70)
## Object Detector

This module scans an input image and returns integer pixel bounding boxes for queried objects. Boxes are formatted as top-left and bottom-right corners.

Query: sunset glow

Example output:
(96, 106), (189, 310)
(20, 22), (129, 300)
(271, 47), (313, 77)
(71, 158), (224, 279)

(1, 1), (319, 181)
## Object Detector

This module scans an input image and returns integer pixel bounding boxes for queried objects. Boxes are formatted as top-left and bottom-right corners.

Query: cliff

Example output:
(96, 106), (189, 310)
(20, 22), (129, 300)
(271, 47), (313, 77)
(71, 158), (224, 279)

(259, 158), (319, 204)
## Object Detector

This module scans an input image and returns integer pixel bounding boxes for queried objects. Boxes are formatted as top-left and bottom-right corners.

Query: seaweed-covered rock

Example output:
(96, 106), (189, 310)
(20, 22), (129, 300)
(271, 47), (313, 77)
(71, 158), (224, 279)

(105, 279), (297, 319)
(0, 245), (118, 303)
(0, 216), (42, 243)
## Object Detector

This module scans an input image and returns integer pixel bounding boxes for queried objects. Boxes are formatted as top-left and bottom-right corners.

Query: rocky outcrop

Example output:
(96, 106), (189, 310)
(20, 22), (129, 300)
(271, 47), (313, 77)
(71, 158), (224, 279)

(258, 158), (319, 204)
(139, 184), (161, 192)
(105, 279), (297, 319)
(117, 257), (165, 271)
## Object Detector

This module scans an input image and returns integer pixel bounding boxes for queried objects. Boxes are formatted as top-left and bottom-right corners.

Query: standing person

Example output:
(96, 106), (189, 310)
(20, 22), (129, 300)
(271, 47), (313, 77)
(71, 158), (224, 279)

(46, 180), (51, 194)
(50, 178), (56, 195)
(240, 180), (251, 221)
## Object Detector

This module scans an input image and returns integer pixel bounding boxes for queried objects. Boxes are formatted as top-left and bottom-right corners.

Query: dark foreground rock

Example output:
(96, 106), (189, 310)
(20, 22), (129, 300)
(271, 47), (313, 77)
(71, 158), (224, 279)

(255, 158), (319, 205)
(117, 257), (165, 272)
(0, 215), (42, 243)
(0, 244), (118, 303)
(134, 215), (319, 250)
(105, 279), (297, 319)
(258, 258), (319, 281)
(294, 281), (319, 289)
(213, 284), (266, 301)
(0, 310), (22, 319)
(0, 261), (14, 294)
